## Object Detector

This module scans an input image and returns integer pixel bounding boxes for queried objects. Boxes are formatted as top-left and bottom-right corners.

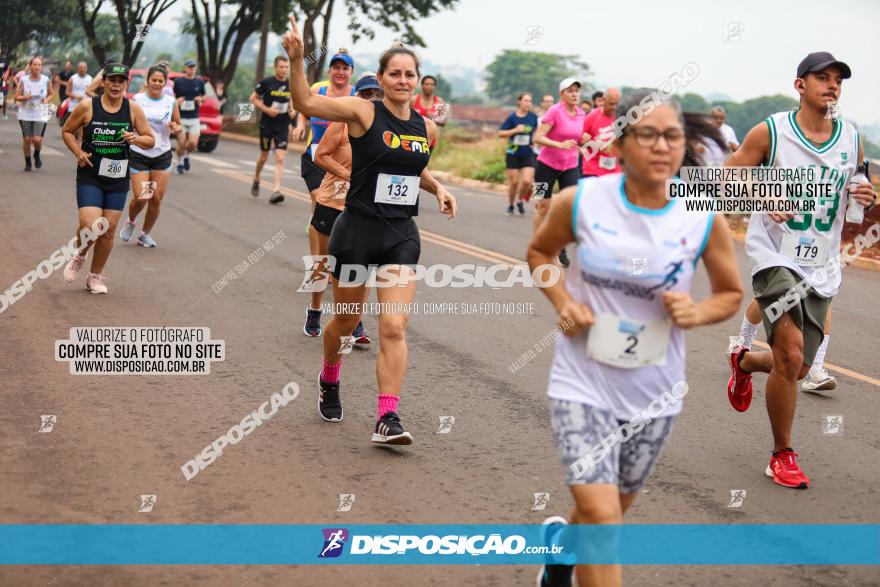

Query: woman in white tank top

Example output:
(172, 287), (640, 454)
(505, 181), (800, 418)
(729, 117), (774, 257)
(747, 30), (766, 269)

(527, 89), (743, 587)
(120, 65), (182, 248)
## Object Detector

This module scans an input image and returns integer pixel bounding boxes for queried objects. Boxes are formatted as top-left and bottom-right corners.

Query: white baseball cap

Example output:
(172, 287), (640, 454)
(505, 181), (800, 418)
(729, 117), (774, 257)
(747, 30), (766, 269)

(558, 78), (581, 93)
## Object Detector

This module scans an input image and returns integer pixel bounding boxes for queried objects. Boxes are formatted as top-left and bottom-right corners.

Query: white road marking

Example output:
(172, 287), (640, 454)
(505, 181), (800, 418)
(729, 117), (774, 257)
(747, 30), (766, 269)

(237, 159), (296, 175)
(38, 145), (65, 157)
(188, 154), (239, 168)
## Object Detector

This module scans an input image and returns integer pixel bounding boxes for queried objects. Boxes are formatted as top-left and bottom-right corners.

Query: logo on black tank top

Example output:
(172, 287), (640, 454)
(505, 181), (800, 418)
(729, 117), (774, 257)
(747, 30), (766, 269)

(382, 131), (429, 154)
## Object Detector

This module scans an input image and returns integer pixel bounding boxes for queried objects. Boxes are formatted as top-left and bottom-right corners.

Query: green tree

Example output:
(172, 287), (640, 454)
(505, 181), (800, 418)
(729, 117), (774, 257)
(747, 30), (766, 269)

(678, 92), (709, 113)
(181, 0), (458, 92)
(76, 0), (179, 66)
(1, 0), (78, 62)
(862, 138), (880, 159)
(485, 50), (591, 105)
(713, 95), (797, 140)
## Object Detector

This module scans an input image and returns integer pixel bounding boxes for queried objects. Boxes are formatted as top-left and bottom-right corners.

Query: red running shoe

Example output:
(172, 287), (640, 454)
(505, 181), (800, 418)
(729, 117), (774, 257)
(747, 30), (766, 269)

(727, 346), (753, 412)
(765, 448), (810, 489)
(523, 188), (532, 203)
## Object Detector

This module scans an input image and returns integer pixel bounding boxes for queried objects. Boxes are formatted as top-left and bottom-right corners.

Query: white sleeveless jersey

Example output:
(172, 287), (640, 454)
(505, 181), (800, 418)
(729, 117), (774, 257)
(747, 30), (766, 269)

(17, 75), (50, 121)
(68, 73), (92, 107)
(548, 174), (714, 419)
(745, 110), (859, 298)
(132, 93), (176, 158)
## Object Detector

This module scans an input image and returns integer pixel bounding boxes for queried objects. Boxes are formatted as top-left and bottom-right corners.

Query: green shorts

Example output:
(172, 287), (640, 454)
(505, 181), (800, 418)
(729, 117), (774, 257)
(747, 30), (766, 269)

(753, 266), (831, 366)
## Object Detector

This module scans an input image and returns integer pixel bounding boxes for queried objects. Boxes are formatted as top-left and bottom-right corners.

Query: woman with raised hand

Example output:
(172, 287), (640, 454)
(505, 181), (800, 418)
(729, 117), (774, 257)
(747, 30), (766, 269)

(284, 16), (456, 445)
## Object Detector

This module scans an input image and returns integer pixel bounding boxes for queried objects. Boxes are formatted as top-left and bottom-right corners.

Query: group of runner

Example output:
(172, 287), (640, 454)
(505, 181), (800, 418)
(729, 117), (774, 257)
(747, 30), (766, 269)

(56, 58), (199, 293)
(8, 24), (877, 586)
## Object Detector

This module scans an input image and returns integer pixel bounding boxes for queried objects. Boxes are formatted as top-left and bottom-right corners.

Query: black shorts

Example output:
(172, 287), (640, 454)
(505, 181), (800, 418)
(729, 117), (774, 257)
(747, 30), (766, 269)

(533, 161), (581, 200)
(310, 203), (343, 236)
(301, 152), (326, 193)
(505, 153), (536, 169)
(328, 211), (421, 282)
(259, 125), (289, 151)
(129, 150), (173, 173)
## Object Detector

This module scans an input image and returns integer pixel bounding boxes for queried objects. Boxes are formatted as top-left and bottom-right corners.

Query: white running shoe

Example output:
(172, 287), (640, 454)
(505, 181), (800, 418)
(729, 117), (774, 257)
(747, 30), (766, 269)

(86, 273), (108, 294)
(801, 368), (836, 392)
(63, 255), (86, 282)
(137, 232), (157, 247)
(120, 220), (136, 242)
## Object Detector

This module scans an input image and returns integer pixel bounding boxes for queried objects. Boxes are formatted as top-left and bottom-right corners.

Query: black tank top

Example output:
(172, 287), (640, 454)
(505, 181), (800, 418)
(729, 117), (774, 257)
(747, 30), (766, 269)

(347, 101), (431, 219)
(77, 96), (132, 191)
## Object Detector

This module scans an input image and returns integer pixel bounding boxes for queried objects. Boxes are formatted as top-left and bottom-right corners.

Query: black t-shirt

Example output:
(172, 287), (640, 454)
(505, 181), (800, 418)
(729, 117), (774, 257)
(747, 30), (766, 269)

(254, 76), (292, 130)
(173, 76), (206, 119)
(57, 70), (74, 101)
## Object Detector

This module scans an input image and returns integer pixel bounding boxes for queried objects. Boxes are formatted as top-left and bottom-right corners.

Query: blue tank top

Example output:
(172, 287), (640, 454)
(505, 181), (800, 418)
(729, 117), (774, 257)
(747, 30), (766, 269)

(309, 84), (356, 150)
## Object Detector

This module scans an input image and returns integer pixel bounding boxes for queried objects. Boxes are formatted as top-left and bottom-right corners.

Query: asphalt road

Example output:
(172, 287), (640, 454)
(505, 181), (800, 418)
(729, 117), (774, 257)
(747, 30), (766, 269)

(0, 118), (878, 586)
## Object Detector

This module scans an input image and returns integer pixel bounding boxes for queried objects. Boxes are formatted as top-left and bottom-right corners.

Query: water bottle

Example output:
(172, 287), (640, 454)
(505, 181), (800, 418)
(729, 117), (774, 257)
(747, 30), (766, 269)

(845, 161), (870, 224)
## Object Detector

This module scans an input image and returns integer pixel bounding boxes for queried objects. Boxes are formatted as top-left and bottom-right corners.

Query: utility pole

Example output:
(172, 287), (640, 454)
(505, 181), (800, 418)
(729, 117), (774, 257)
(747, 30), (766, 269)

(255, 0), (274, 83)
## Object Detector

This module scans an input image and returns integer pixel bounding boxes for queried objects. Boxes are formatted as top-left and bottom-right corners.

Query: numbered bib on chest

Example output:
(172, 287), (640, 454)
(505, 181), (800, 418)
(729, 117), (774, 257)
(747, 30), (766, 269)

(374, 173), (419, 206)
(780, 233), (829, 267)
(512, 134), (530, 146)
(599, 155), (617, 170)
(98, 157), (128, 179)
(586, 312), (671, 369)
(273, 101), (289, 113)
(181, 100), (196, 112)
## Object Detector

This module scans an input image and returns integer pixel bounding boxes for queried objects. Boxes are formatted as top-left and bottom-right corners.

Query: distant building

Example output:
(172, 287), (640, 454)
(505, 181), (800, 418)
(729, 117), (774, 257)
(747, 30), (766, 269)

(446, 104), (509, 134)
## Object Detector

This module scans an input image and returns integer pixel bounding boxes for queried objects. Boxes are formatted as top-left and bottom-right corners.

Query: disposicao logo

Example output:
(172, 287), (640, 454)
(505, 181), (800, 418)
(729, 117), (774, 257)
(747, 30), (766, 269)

(318, 528), (348, 558)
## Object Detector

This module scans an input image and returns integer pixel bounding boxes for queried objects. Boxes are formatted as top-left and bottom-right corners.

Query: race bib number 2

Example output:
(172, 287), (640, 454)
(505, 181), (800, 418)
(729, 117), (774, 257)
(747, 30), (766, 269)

(586, 312), (671, 369)
(374, 173), (419, 206)
(780, 233), (829, 267)
(599, 155), (617, 170)
(181, 100), (196, 111)
(98, 158), (128, 179)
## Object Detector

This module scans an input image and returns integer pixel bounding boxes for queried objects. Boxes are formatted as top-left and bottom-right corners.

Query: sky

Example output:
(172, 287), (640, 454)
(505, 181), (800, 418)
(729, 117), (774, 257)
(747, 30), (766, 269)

(155, 0), (879, 125)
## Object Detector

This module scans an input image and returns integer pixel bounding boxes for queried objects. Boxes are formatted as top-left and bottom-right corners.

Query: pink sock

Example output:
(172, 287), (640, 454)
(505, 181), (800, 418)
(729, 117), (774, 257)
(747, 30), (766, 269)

(377, 394), (399, 419)
(321, 358), (342, 383)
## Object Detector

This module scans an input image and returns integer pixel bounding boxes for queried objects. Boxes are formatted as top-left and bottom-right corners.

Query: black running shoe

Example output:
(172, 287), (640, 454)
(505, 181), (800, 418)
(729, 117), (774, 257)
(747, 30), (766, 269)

(318, 376), (343, 422)
(251, 180), (259, 197)
(536, 516), (574, 587)
(269, 191), (284, 204)
(372, 411), (413, 445)
(558, 248), (570, 268)
(506, 205), (514, 216)
(24, 162), (32, 172)
(303, 307), (322, 337)
(517, 201), (525, 215)
(34, 152), (42, 169)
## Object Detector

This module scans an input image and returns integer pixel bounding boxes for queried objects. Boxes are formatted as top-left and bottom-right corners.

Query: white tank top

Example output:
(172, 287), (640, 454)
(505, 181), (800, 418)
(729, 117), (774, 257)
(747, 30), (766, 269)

(17, 74), (50, 121)
(745, 110), (858, 298)
(132, 92), (176, 158)
(68, 73), (92, 107)
(548, 173), (714, 419)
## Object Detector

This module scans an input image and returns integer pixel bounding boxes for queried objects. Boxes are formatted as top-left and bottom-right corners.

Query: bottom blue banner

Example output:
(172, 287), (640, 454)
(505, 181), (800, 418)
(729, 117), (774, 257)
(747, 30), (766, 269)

(0, 524), (877, 565)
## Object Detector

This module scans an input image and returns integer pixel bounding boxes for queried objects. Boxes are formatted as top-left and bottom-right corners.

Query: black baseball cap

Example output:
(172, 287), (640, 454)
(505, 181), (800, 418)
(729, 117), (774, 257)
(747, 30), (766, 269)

(796, 52), (851, 79)
(103, 63), (129, 78)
